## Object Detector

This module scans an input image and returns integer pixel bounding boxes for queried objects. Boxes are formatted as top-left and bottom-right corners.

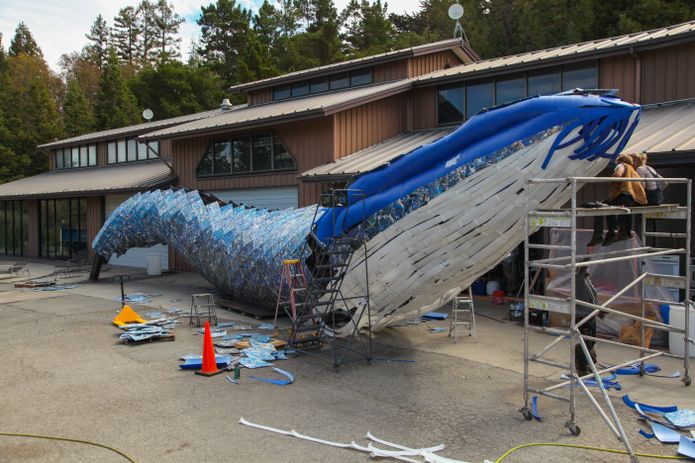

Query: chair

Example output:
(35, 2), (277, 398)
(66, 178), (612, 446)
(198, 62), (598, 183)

(189, 293), (218, 327)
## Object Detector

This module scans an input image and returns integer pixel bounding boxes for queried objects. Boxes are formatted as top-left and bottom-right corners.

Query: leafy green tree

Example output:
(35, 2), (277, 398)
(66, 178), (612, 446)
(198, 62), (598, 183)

(130, 60), (225, 118)
(85, 15), (111, 68)
(137, 0), (158, 66)
(197, 0), (254, 84)
(341, 0), (396, 57)
(62, 78), (96, 137)
(8, 22), (43, 57)
(58, 52), (102, 108)
(95, 49), (141, 130)
(153, 0), (184, 61)
(113, 6), (141, 65)
(302, 0), (342, 65)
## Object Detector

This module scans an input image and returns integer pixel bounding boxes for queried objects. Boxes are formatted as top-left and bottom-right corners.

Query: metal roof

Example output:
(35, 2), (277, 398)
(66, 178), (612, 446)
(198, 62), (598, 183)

(0, 160), (176, 200)
(414, 20), (695, 85)
(38, 107), (239, 149)
(300, 128), (454, 182)
(140, 80), (412, 141)
(228, 38), (476, 93)
(623, 98), (695, 154)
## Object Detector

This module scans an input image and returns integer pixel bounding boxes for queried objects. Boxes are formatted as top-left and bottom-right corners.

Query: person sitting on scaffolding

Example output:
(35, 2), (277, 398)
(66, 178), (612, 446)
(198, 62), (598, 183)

(574, 264), (604, 377)
(587, 153), (647, 247)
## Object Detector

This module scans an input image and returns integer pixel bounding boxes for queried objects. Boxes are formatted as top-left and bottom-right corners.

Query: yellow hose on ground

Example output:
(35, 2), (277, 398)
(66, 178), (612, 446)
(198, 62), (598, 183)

(496, 442), (687, 462)
(0, 432), (137, 462)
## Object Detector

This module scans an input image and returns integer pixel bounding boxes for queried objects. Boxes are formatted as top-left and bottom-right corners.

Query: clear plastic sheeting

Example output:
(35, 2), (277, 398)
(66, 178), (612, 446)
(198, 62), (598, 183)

(544, 228), (675, 345)
(93, 188), (323, 308)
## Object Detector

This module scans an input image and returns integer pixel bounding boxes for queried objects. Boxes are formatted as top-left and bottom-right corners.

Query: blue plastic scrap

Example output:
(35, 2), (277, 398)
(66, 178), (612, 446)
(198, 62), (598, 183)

(239, 357), (273, 369)
(249, 367), (294, 386)
(622, 395), (678, 414)
(179, 355), (231, 369)
(422, 312), (448, 320)
(429, 327), (447, 333)
(531, 396), (542, 421)
(678, 436), (695, 459)
(666, 410), (695, 428)
(648, 422), (684, 443)
(257, 323), (275, 330)
(614, 363), (661, 375)
(217, 322), (236, 328)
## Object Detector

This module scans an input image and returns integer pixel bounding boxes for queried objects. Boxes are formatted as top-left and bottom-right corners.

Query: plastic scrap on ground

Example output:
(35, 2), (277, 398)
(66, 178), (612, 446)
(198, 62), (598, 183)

(119, 325), (173, 343)
(249, 367), (294, 386)
(257, 322), (275, 330)
(666, 409), (695, 428)
(115, 293), (158, 304)
(678, 436), (695, 459)
(179, 355), (231, 369)
(422, 312), (448, 320)
(429, 327), (447, 333)
(531, 396), (542, 421)
(239, 417), (468, 462)
(602, 362), (680, 378)
(239, 357), (273, 369)
(35, 284), (83, 292)
(561, 373), (621, 390)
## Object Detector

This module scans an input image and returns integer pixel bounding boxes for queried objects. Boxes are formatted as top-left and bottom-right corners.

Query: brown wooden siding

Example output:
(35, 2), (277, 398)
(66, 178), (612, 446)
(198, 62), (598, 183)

(373, 60), (408, 82)
(333, 94), (407, 159)
(412, 87), (438, 130)
(248, 88), (272, 106)
(97, 141), (106, 165)
(407, 50), (462, 78)
(641, 42), (695, 104)
(86, 196), (103, 256)
(26, 200), (39, 258)
(600, 55), (638, 103)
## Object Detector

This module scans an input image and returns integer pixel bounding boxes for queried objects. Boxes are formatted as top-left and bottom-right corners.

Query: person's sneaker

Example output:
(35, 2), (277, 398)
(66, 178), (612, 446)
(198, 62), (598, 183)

(587, 235), (604, 247)
(602, 231), (618, 246)
(616, 231), (634, 242)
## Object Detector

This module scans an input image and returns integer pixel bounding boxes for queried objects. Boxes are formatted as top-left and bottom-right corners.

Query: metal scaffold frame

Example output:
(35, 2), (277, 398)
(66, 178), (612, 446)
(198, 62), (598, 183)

(520, 176), (692, 463)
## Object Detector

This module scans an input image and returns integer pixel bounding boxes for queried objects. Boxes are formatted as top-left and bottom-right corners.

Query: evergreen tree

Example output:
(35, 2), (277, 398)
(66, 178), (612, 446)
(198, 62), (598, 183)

(1, 53), (63, 181)
(59, 52), (101, 108)
(85, 15), (111, 68)
(95, 49), (141, 130)
(0, 33), (6, 65)
(8, 22), (43, 57)
(303, 0), (342, 65)
(62, 78), (96, 137)
(113, 6), (141, 65)
(341, 0), (396, 57)
(153, 0), (184, 61)
(137, 0), (158, 67)
(252, 1), (281, 77)
(197, 0), (253, 85)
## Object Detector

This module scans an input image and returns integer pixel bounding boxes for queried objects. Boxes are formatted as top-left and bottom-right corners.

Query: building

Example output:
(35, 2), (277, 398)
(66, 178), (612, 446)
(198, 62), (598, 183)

(1, 21), (694, 274)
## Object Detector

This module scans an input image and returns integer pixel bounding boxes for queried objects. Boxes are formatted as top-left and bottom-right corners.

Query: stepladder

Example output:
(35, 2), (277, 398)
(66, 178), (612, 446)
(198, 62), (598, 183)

(449, 286), (476, 342)
(273, 259), (309, 330)
(190, 293), (218, 327)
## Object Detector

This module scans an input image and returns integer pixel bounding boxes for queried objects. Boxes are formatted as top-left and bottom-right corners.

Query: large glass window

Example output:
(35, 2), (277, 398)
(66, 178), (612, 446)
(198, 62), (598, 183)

(437, 86), (465, 125)
(350, 68), (372, 87)
(273, 68), (374, 101)
(39, 198), (87, 260)
(562, 63), (598, 91)
(528, 69), (561, 96)
(466, 80), (494, 118)
(0, 201), (28, 257)
(197, 133), (296, 177)
(107, 139), (159, 164)
(290, 82), (309, 98)
(54, 144), (97, 170)
(495, 75), (526, 105)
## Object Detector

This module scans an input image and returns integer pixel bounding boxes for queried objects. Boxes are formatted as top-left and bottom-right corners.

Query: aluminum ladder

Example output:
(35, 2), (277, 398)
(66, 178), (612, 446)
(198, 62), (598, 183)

(448, 286), (476, 342)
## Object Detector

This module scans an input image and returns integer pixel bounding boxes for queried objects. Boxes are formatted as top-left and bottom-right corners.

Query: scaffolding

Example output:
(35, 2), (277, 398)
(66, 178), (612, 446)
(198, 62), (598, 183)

(520, 176), (692, 462)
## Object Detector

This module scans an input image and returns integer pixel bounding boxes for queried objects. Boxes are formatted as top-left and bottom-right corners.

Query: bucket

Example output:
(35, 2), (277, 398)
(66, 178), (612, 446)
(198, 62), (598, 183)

(493, 290), (505, 305)
(486, 280), (501, 296)
(147, 254), (162, 276)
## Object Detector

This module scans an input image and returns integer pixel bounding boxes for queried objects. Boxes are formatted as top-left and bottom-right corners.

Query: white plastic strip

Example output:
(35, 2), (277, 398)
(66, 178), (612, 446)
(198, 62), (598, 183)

(290, 430), (352, 448)
(239, 417), (292, 436)
(367, 431), (446, 453)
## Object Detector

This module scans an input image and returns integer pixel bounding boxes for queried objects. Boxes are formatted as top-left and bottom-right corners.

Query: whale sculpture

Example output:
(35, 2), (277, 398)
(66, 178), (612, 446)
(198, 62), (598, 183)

(93, 92), (640, 331)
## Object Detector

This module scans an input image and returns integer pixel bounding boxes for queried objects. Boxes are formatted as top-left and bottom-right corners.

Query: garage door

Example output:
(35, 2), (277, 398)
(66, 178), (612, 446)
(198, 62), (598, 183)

(210, 187), (298, 210)
(105, 194), (169, 270)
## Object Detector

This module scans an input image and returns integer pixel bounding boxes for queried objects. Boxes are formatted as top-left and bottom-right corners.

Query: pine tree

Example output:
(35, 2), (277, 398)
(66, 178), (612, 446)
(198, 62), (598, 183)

(341, 0), (395, 57)
(113, 6), (141, 65)
(95, 49), (141, 130)
(299, 0), (342, 65)
(197, 0), (253, 85)
(62, 78), (96, 137)
(252, 1), (280, 77)
(153, 0), (184, 61)
(8, 22), (43, 57)
(85, 15), (111, 68)
(137, 0), (158, 67)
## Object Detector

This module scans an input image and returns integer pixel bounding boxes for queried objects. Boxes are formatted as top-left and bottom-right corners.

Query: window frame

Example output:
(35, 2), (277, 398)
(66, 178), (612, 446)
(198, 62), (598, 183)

(107, 139), (159, 165)
(272, 67), (374, 102)
(196, 132), (297, 178)
(54, 144), (98, 170)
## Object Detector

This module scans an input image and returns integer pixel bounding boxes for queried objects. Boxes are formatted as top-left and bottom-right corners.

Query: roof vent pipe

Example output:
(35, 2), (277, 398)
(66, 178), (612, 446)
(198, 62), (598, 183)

(220, 98), (233, 110)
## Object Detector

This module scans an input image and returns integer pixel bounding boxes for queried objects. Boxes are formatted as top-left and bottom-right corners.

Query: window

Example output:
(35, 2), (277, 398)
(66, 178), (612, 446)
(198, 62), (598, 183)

(0, 200), (28, 257)
(107, 139), (159, 164)
(330, 73), (350, 90)
(466, 80), (494, 118)
(39, 198), (86, 260)
(290, 82), (309, 98)
(310, 78), (329, 94)
(437, 86), (465, 125)
(562, 63), (598, 91)
(273, 86), (290, 100)
(495, 75), (526, 105)
(54, 144), (97, 170)
(350, 68), (372, 87)
(528, 69), (561, 96)
(197, 133), (296, 177)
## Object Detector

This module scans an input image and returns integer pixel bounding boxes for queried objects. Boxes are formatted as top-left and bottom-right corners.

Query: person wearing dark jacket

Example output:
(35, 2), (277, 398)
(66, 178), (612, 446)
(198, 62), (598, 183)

(574, 265), (603, 377)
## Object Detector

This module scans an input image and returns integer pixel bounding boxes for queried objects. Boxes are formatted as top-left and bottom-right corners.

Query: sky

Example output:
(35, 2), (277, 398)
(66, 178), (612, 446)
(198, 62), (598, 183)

(0, 0), (423, 71)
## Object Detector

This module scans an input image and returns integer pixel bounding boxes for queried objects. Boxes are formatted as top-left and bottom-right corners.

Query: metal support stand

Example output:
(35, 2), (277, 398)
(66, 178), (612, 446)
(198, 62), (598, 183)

(189, 293), (218, 327)
(520, 176), (692, 463)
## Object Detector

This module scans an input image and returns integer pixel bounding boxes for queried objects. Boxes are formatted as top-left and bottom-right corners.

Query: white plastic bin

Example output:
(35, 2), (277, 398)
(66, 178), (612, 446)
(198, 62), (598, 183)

(668, 303), (695, 357)
(486, 280), (501, 296)
(147, 254), (162, 276)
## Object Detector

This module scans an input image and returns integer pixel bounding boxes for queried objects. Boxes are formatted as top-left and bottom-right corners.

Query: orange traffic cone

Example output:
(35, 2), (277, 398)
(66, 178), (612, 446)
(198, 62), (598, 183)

(195, 321), (223, 377)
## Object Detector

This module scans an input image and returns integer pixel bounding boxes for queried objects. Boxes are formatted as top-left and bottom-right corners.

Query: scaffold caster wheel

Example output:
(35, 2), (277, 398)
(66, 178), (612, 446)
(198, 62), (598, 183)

(521, 408), (533, 421)
(567, 423), (581, 436)
(684, 376), (691, 387)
